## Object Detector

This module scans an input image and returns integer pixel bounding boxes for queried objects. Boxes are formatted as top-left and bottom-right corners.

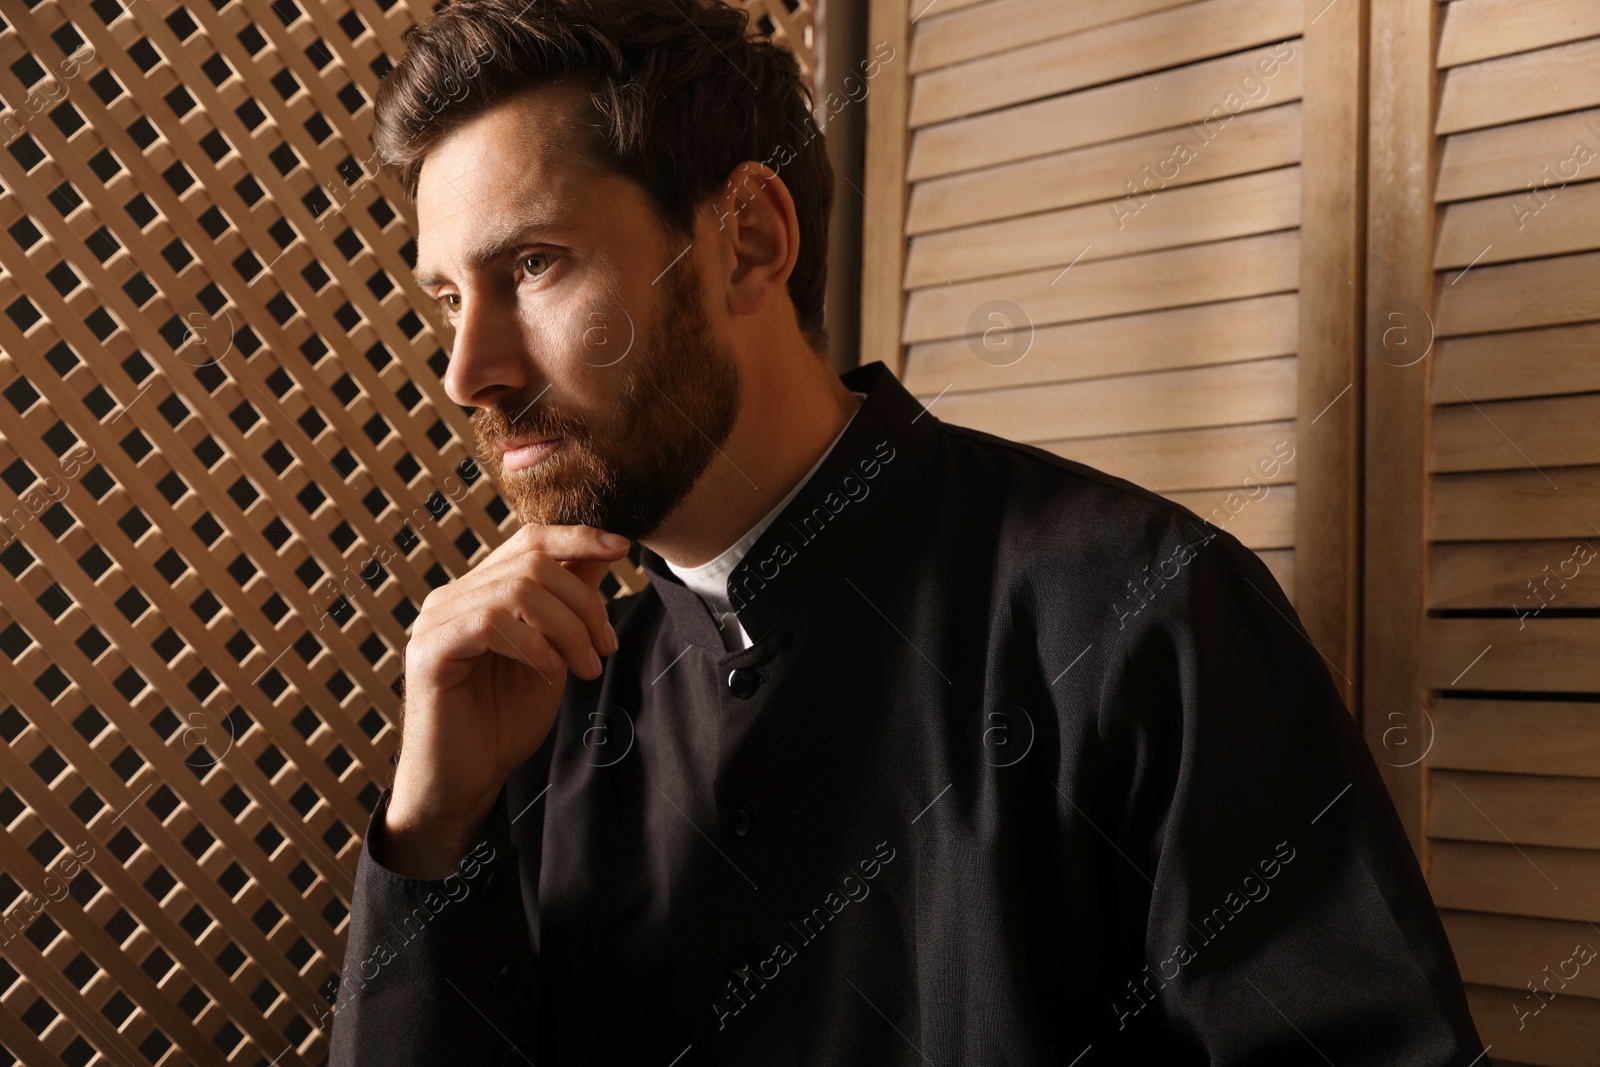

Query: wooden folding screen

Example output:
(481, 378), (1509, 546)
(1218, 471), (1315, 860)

(862, 0), (1365, 699)
(1367, 1), (1600, 1063)
(0, 1), (812, 1065)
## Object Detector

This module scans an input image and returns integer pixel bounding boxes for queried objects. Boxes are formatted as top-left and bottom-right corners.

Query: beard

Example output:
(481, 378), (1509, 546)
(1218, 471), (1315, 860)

(469, 253), (742, 542)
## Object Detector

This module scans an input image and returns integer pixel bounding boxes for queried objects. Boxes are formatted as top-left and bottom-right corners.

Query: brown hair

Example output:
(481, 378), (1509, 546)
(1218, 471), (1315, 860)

(372, 0), (834, 353)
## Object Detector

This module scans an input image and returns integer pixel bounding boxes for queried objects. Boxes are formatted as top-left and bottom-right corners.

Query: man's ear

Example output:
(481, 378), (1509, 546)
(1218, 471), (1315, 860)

(707, 160), (800, 318)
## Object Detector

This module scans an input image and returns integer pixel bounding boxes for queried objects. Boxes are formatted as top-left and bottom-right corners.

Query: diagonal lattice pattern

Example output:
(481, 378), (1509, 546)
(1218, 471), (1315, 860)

(0, 0), (812, 1063)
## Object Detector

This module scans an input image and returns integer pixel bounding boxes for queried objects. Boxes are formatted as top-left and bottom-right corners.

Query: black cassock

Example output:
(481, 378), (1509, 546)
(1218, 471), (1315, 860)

(329, 360), (1481, 1066)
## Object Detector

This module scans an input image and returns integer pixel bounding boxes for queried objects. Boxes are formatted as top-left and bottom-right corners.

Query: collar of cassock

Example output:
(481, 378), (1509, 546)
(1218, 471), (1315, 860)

(636, 359), (939, 652)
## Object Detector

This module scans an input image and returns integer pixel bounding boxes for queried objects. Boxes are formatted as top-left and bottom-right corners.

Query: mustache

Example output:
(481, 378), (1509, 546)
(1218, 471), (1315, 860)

(471, 397), (588, 448)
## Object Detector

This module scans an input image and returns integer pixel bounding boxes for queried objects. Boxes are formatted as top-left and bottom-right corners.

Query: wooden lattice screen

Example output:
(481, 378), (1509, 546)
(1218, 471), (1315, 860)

(0, 0), (812, 1064)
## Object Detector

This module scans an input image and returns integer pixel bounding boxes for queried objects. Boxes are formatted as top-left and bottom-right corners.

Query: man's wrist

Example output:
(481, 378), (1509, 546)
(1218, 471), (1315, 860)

(379, 791), (497, 879)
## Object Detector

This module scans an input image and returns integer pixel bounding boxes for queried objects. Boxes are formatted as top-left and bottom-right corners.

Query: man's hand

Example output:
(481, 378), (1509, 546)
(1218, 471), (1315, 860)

(381, 523), (632, 877)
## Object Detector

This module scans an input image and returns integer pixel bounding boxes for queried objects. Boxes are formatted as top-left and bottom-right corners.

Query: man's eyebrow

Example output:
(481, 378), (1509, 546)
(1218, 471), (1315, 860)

(412, 220), (566, 289)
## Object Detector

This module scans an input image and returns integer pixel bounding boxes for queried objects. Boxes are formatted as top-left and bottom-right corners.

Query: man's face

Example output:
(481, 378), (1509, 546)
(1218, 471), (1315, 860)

(414, 81), (741, 541)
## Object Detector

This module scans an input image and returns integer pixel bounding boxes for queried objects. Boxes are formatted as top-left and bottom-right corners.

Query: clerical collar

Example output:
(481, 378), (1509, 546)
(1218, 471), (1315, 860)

(661, 390), (868, 648)
(639, 360), (940, 651)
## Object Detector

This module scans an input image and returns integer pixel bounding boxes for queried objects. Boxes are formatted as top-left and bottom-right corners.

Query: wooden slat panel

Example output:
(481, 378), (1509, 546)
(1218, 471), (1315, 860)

(904, 167), (1300, 288)
(904, 293), (1298, 393)
(1431, 467), (1600, 541)
(1430, 322), (1600, 405)
(1430, 840), (1600, 922)
(1043, 420), (1296, 494)
(1431, 393), (1600, 472)
(922, 357), (1296, 442)
(908, 0), (1191, 73)
(907, 39), (1304, 181)
(1466, 982), (1600, 1067)
(1436, 37), (1600, 135)
(1443, 911), (1600, 1000)
(1432, 700), (1600, 778)
(909, 0), (1302, 127)
(1437, 0), (1600, 68)
(1436, 178), (1600, 269)
(1434, 250), (1600, 337)
(903, 230), (1300, 343)
(1436, 107), (1600, 203)
(1429, 770), (1600, 850)
(1431, 542), (1600, 610)
(907, 102), (1303, 234)
(1422, 618), (1600, 691)
(1167, 483), (1295, 550)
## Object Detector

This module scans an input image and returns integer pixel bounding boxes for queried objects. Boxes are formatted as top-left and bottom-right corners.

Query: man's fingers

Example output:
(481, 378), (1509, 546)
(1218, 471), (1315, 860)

(479, 521), (630, 571)
(422, 567), (606, 677)
(440, 550), (615, 660)
(413, 606), (567, 685)
(562, 557), (619, 591)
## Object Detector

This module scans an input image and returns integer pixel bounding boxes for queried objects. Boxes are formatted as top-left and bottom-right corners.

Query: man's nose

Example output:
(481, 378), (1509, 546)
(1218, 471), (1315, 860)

(440, 291), (531, 408)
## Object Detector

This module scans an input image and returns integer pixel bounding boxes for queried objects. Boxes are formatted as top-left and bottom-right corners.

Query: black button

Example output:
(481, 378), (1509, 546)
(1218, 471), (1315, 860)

(726, 808), (751, 837)
(727, 667), (763, 699)
(481, 867), (503, 903)
(490, 957), (520, 995)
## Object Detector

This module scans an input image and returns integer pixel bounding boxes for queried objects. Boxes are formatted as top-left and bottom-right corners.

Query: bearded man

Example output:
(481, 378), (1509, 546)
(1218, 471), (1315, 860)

(329, 1), (1482, 1064)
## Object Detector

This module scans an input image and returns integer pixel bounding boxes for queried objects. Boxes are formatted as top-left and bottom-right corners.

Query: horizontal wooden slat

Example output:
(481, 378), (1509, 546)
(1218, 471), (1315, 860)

(1434, 250), (1600, 336)
(1443, 911), (1600, 1000)
(1167, 482), (1294, 550)
(912, 0), (988, 18)
(922, 356), (1296, 441)
(1043, 420), (1296, 494)
(1432, 699), (1600, 778)
(908, 40), (1303, 181)
(1436, 107), (1600, 203)
(1437, 36), (1600, 135)
(1431, 542), (1600, 610)
(1437, 0), (1600, 68)
(1430, 840), (1600, 922)
(1466, 982), (1600, 1067)
(1436, 177), (1600, 269)
(904, 293), (1299, 393)
(1431, 393), (1600, 472)
(909, 0), (1302, 127)
(1429, 769), (1600, 850)
(907, 102), (1303, 234)
(1422, 617), (1600, 691)
(908, 0), (1190, 73)
(904, 230), (1300, 342)
(1430, 322), (1600, 404)
(906, 167), (1300, 288)
(1431, 466), (1600, 541)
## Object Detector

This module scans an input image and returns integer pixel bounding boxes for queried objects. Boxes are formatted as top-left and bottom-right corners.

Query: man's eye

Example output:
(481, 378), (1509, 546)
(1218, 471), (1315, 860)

(438, 294), (460, 315)
(521, 252), (554, 278)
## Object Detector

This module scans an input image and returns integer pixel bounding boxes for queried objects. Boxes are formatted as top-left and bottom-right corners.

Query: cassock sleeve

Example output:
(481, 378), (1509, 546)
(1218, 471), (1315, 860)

(1092, 519), (1482, 1065)
(327, 786), (538, 1066)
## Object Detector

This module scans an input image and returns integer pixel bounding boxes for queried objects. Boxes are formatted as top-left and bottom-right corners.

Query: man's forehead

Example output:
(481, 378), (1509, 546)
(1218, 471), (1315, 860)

(417, 89), (588, 222)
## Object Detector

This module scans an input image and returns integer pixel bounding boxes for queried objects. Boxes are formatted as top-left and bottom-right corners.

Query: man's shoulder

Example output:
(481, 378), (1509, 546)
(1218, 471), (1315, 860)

(930, 418), (1235, 565)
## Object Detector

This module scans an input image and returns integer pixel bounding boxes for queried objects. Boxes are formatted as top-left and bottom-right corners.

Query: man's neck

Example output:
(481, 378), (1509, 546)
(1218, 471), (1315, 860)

(641, 351), (862, 570)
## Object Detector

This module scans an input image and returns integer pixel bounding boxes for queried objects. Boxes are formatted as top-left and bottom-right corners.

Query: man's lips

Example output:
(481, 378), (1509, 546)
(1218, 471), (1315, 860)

(498, 435), (563, 473)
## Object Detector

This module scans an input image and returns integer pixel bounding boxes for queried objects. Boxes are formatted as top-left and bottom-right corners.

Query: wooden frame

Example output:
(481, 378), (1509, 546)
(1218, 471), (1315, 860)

(1295, 0), (1368, 707)
(1361, 0), (1438, 851)
(858, 0), (913, 376)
